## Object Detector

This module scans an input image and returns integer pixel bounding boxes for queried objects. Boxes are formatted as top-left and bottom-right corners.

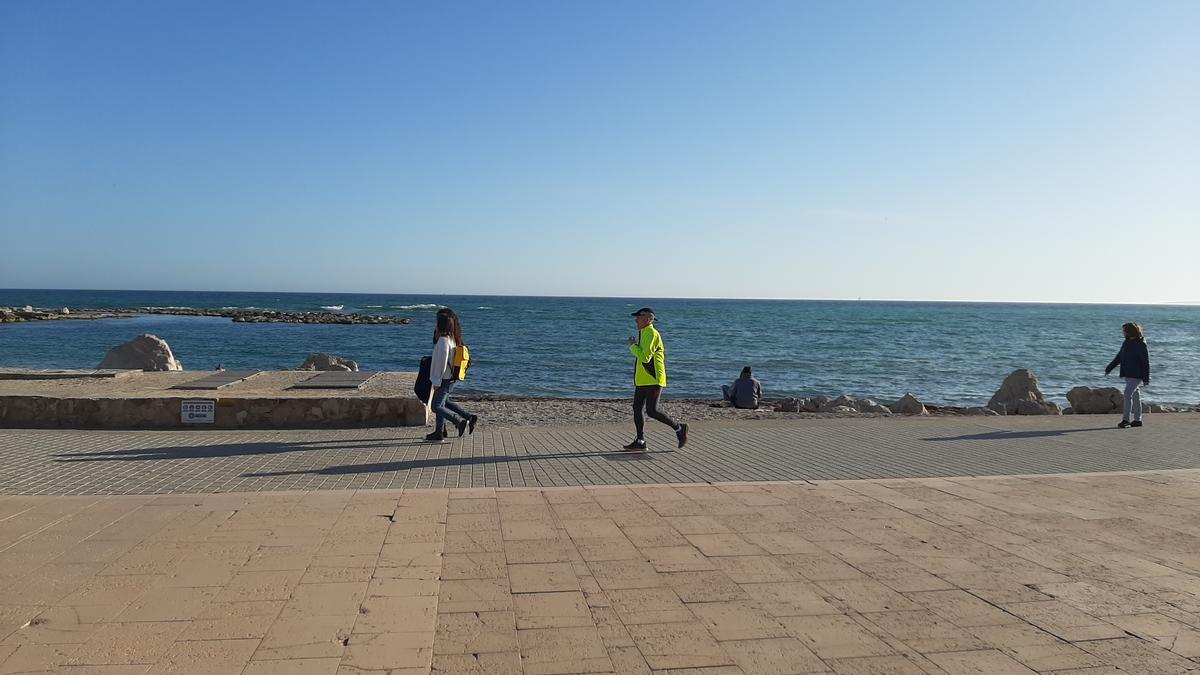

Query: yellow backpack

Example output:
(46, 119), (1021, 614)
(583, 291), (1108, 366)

(451, 345), (470, 381)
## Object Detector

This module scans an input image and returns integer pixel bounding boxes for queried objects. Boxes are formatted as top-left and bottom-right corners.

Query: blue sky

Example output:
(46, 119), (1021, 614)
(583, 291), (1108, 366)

(1, 1), (1197, 302)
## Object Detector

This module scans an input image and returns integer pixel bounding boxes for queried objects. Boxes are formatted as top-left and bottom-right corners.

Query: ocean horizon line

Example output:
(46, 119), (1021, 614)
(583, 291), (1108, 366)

(1, 287), (1194, 307)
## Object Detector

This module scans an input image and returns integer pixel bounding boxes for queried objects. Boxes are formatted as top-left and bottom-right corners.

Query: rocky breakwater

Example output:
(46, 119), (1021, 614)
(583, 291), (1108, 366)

(775, 393), (924, 415)
(773, 391), (1001, 416)
(140, 307), (413, 325)
(1, 306), (136, 322)
(0, 306), (412, 325)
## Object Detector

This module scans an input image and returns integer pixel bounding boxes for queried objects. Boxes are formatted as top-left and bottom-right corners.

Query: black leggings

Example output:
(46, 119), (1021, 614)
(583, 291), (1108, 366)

(633, 385), (677, 438)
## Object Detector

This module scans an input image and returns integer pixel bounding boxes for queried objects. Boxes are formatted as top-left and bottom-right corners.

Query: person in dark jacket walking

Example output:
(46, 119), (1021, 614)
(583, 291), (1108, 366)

(1105, 322), (1150, 428)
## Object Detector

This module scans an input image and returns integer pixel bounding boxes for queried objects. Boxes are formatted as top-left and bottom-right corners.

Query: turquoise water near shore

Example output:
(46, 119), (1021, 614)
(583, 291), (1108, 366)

(1, 289), (1198, 406)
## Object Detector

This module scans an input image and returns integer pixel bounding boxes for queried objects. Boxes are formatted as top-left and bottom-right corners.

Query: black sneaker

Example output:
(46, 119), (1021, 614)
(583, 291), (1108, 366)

(424, 430), (445, 442)
(1131, 420), (1143, 427)
(676, 423), (689, 448)
(623, 439), (647, 451)
(455, 418), (468, 437)
(468, 415), (479, 434)
(1117, 420), (1131, 429)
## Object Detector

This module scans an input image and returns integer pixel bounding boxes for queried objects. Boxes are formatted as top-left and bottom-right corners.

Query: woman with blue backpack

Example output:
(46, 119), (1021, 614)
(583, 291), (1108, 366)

(425, 308), (477, 442)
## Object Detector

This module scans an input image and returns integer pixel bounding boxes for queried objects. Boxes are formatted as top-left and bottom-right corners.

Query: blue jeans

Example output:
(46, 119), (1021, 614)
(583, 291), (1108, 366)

(1123, 377), (1143, 422)
(431, 379), (470, 433)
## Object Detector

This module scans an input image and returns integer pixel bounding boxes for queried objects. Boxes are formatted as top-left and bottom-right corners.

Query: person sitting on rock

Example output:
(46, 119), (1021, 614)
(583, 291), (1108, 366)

(722, 366), (762, 409)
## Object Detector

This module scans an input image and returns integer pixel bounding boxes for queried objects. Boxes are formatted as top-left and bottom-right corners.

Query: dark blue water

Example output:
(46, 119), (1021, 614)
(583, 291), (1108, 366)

(1, 289), (1197, 406)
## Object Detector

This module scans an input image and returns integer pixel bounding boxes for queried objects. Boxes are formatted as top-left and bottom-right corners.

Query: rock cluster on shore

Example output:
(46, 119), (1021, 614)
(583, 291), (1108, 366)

(767, 367), (1200, 418)
(0, 306), (412, 325)
(775, 393), (912, 415)
(298, 354), (359, 371)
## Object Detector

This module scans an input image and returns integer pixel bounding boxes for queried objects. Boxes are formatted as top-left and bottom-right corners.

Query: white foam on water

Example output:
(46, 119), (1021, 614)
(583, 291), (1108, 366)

(321, 305), (344, 311)
(393, 304), (441, 310)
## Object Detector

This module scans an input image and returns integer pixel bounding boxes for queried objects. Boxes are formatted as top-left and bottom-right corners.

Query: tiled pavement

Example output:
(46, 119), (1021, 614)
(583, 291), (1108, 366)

(3, 415), (1200, 673)
(5, 473), (1200, 672)
(1, 414), (1197, 494)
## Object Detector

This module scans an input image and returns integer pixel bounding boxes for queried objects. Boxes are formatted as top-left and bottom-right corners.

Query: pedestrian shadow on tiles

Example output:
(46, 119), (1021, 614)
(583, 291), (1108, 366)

(52, 439), (431, 462)
(240, 449), (674, 478)
(922, 427), (1113, 442)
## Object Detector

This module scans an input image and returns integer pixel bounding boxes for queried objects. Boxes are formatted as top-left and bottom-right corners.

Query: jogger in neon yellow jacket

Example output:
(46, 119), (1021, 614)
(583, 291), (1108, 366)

(625, 308), (688, 451)
(629, 323), (668, 386)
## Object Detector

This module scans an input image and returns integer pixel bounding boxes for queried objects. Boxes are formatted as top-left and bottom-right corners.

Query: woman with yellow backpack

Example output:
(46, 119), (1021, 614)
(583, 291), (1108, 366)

(425, 308), (477, 442)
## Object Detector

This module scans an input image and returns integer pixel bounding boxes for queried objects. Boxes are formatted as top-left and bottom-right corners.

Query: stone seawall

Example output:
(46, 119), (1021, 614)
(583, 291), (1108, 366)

(0, 395), (426, 429)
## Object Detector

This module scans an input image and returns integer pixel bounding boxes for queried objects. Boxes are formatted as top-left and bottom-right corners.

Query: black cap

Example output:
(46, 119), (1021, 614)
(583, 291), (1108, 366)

(630, 307), (655, 317)
(742, 366), (752, 375)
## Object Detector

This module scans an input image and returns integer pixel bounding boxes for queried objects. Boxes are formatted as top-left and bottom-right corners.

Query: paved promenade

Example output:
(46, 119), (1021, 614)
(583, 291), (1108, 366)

(2, 415), (1200, 673)
(1, 414), (1197, 494)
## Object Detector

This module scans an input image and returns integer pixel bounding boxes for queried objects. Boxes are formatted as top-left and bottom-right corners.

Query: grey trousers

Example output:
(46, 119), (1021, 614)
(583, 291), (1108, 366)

(1123, 377), (1143, 422)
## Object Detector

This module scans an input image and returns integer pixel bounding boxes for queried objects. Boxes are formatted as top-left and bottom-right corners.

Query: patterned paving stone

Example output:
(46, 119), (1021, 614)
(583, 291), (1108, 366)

(3, 415), (1200, 674)
(0, 414), (1196, 494)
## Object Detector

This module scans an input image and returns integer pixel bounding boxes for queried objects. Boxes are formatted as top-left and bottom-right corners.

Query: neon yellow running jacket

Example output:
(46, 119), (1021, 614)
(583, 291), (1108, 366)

(630, 324), (668, 387)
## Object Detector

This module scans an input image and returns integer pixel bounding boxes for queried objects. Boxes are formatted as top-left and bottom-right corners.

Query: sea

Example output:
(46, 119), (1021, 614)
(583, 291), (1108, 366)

(1, 289), (1197, 407)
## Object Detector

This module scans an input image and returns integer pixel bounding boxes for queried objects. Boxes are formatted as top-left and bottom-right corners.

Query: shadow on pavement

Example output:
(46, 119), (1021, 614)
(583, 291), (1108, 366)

(53, 440), (431, 462)
(51, 438), (670, 469)
(923, 427), (1114, 441)
(240, 449), (672, 478)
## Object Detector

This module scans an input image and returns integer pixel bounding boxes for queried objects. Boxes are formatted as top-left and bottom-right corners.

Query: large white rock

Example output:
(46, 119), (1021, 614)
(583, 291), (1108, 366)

(298, 353), (359, 372)
(891, 393), (928, 415)
(1066, 386), (1123, 414)
(988, 369), (1047, 415)
(98, 334), (183, 371)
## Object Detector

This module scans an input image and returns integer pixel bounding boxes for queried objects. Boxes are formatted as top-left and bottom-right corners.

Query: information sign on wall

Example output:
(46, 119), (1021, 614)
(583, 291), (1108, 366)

(181, 399), (216, 424)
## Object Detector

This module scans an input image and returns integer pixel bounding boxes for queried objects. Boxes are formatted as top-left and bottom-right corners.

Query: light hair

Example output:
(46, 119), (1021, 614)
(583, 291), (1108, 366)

(1122, 322), (1144, 340)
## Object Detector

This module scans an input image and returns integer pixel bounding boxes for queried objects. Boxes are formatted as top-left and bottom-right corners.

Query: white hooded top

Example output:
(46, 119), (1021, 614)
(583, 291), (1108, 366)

(430, 335), (456, 384)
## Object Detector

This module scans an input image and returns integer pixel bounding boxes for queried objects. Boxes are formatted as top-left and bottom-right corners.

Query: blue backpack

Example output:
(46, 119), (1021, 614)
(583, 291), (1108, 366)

(414, 356), (432, 401)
